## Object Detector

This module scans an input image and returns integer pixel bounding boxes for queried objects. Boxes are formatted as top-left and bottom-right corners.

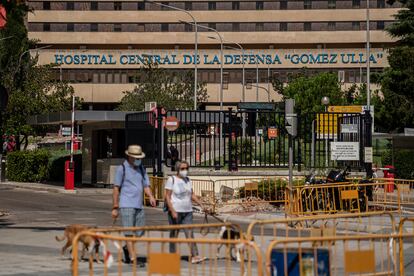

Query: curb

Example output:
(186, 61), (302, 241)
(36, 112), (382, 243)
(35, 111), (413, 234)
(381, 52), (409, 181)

(0, 181), (113, 195)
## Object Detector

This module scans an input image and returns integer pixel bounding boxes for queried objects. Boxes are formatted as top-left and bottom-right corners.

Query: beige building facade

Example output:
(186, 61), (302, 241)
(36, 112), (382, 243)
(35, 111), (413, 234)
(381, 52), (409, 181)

(27, 0), (400, 110)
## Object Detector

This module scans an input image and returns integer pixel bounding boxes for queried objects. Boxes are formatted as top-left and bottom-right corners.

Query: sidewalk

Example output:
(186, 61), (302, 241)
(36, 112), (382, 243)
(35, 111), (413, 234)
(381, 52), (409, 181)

(0, 181), (113, 195)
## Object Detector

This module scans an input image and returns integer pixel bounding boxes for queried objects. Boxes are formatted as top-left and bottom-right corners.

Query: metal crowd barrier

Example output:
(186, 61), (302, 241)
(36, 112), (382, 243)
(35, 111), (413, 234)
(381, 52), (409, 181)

(287, 180), (412, 216)
(246, 212), (396, 255)
(72, 230), (262, 276)
(265, 233), (414, 276)
(149, 176), (414, 215)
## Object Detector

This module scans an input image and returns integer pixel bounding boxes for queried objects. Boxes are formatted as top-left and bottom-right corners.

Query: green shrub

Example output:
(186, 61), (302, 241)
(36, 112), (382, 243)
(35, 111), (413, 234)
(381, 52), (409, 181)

(238, 178), (289, 201)
(6, 150), (50, 182)
(229, 138), (254, 164)
(382, 150), (414, 179)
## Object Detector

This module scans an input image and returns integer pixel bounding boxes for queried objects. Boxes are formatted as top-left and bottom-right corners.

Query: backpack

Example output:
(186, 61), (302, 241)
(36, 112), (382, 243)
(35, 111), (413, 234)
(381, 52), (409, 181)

(119, 162), (147, 191)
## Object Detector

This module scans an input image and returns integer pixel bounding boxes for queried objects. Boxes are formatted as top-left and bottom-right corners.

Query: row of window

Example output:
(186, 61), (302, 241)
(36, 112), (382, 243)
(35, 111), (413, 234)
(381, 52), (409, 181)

(55, 68), (381, 86)
(31, 21), (391, 32)
(31, 0), (398, 11)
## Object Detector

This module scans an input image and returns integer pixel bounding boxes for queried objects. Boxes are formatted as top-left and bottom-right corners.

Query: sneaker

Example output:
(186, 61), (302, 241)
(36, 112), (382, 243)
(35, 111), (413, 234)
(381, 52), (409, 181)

(191, 256), (207, 264)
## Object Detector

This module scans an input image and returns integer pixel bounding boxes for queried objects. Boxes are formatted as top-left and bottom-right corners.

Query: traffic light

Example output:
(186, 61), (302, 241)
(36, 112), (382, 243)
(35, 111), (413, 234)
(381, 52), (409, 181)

(285, 99), (297, 137)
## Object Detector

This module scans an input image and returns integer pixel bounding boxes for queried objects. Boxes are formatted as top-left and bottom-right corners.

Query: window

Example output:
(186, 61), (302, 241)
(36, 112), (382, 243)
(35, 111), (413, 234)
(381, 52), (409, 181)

(352, 0), (360, 8)
(233, 23), (240, 32)
(304, 22), (311, 31)
(114, 24), (122, 32)
(185, 2), (192, 10)
(256, 23), (264, 31)
(114, 2), (122, 10)
(91, 23), (98, 32)
(304, 0), (312, 9)
(232, 1), (240, 10)
(280, 22), (287, 31)
(223, 72), (229, 90)
(43, 1), (50, 10)
(256, 1), (264, 10)
(91, 1), (98, 10)
(43, 23), (50, 31)
(208, 23), (217, 30)
(138, 1), (145, 10)
(161, 23), (169, 32)
(328, 0), (336, 9)
(67, 2), (74, 10)
(377, 0), (385, 8)
(328, 22), (336, 31)
(280, 0), (287, 9)
(377, 21), (385, 30)
(161, 2), (169, 10)
(352, 21), (360, 30)
(208, 2), (216, 10)
(185, 23), (192, 32)
(67, 23), (74, 32)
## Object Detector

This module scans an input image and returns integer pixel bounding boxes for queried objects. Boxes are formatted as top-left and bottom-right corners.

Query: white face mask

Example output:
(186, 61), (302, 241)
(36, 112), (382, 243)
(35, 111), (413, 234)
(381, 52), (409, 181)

(179, 170), (188, 178)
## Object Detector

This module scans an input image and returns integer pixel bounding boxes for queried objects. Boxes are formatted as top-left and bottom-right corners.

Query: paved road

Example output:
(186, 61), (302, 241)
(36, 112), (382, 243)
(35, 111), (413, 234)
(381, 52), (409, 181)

(0, 187), (259, 276)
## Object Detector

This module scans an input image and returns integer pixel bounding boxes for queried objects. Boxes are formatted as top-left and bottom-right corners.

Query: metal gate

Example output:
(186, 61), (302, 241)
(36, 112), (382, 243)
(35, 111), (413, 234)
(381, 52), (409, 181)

(125, 107), (372, 174)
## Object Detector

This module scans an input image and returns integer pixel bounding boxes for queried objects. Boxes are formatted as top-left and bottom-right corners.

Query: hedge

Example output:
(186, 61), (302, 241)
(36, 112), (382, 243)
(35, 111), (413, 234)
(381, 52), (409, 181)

(6, 150), (50, 182)
(382, 150), (414, 179)
(238, 178), (288, 202)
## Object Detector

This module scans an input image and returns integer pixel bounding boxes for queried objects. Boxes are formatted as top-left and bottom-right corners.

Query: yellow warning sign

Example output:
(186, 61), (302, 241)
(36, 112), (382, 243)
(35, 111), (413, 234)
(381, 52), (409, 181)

(327, 106), (363, 113)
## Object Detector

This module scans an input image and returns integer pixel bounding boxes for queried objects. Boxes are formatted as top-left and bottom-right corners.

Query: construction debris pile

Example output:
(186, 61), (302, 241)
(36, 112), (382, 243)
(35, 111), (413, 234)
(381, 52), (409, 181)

(216, 197), (280, 213)
(0, 210), (10, 217)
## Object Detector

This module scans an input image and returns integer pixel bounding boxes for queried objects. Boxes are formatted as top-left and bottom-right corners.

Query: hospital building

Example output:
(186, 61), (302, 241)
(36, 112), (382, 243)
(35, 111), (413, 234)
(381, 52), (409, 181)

(27, 0), (401, 110)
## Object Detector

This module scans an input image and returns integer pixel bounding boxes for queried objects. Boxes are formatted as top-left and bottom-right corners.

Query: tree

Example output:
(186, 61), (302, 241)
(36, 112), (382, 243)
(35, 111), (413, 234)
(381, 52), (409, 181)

(0, 1), (77, 150)
(372, 0), (414, 132)
(274, 72), (346, 114)
(117, 62), (208, 111)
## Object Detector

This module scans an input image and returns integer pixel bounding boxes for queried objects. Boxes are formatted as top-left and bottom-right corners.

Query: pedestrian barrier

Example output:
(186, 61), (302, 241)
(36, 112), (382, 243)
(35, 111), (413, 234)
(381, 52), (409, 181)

(246, 211), (396, 265)
(71, 231), (263, 276)
(87, 222), (244, 241)
(398, 217), (414, 275)
(287, 181), (409, 216)
(265, 233), (414, 276)
(374, 178), (414, 210)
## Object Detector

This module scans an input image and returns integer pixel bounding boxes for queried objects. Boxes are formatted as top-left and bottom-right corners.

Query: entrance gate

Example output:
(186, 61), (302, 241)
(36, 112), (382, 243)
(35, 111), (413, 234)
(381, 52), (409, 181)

(125, 107), (372, 175)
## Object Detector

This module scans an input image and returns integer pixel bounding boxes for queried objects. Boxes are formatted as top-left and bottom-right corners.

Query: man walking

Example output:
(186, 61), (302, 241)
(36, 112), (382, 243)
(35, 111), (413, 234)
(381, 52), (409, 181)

(111, 145), (156, 264)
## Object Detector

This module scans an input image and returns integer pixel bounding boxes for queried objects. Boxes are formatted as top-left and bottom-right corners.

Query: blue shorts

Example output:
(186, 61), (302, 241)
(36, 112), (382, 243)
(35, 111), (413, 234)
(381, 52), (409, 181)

(119, 208), (145, 237)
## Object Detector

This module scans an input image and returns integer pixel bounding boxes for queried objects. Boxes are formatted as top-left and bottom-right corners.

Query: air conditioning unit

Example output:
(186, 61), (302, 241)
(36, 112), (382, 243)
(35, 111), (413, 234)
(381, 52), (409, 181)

(338, 70), (345, 83)
(145, 102), (157, 111)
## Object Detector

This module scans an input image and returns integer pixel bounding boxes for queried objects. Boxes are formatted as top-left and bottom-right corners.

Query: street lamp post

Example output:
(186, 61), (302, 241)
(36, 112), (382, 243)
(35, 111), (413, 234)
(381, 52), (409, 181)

(14, 45), (52, 78)
(145, 0), (198, 110)
(224, 43), (246, 137)
(366, 0), (371, 111)
(251, 84), (270, 102)
(321, 96), (330, 168)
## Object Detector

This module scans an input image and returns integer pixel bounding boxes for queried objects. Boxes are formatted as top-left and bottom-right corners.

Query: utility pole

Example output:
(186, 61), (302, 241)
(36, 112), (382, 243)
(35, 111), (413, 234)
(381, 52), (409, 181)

(285, 99), (297, 212)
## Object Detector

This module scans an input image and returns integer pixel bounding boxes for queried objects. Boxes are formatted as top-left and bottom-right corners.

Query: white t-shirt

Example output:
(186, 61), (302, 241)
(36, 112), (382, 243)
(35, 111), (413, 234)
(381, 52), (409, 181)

(165, 176), (193, 213)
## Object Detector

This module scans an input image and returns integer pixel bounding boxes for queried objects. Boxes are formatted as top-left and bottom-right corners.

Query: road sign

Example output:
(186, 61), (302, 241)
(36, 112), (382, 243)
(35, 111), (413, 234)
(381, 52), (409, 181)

(164, 116), (179, 131)
(331, 142), (360, 161)
(238, 102), (275, 110)
(328, 106), (363, 113)
(268, 127), (278, 139)
(364, 147), (373, 163)
(341, 124), (359, 133)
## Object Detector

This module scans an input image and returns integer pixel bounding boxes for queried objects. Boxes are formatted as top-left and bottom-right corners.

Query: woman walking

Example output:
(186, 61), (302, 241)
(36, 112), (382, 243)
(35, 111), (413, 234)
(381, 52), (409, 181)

(164, 160), (206, 264)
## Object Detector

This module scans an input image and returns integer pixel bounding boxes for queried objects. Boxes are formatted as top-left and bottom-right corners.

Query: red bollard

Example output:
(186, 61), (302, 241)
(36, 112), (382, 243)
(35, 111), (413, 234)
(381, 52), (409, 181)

(383, 165), (395, 193)
(65, 160), (75, 190)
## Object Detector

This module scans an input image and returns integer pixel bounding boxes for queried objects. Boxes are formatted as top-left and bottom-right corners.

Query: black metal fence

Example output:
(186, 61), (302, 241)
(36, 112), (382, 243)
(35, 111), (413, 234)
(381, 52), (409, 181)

(126, 107), (372, 174)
